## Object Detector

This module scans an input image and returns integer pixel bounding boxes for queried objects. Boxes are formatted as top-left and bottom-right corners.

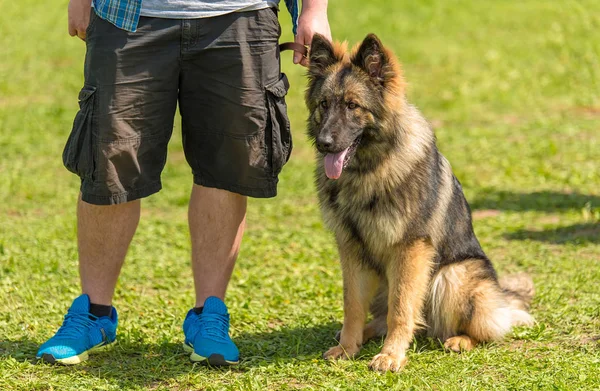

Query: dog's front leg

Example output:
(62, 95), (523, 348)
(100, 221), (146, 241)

(324, 245), (378, 360)
(369, 239), (435, 372)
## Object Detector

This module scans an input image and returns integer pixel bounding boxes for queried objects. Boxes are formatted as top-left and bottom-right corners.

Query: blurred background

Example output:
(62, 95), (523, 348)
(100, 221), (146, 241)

(0, 1), (599, 390)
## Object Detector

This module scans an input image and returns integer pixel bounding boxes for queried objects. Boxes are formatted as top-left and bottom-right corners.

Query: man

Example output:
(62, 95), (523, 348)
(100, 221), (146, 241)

(37, 0), (330, 366)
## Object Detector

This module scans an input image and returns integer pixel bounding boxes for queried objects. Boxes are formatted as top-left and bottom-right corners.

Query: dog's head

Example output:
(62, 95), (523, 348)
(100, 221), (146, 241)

(305, 34), (405, 180)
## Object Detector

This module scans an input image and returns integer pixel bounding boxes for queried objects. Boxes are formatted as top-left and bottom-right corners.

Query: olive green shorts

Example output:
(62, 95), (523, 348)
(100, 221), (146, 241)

(63, 8), (292, 205)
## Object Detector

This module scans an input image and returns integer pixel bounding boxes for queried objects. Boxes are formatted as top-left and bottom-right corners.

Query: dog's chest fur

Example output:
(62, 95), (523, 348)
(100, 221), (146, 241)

(317, 166), (413, 262)
(315, 137), (457, 271)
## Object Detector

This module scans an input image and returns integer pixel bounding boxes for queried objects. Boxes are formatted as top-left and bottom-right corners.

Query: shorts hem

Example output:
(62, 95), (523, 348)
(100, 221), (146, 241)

(193, 176), (277, 198)
(80, 182), (162, 205)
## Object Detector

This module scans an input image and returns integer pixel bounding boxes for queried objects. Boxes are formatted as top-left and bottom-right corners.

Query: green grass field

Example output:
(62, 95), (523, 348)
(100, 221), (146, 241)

(1, 0), (599, 390)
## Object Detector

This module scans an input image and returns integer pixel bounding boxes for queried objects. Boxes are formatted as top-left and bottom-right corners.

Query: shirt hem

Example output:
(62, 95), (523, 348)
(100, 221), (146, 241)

(139, 2), (277, 19)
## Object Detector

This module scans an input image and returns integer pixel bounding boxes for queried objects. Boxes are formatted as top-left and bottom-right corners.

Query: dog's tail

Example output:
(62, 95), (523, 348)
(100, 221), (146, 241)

(499, 273), (535, 326)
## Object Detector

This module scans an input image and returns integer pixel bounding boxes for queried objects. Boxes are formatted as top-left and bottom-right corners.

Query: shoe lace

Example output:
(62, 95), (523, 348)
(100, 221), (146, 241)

(55, 312), (98, 339)
(198, 313), (230, 342)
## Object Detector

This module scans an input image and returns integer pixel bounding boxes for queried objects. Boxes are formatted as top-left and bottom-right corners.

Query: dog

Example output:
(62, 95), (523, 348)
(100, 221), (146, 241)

(305, 33), (535, 372)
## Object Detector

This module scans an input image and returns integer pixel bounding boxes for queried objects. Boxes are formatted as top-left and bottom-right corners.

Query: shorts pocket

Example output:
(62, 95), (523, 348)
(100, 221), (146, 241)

(86, 8), (98, 37)
(63, 86), (97, 179)
(265, 73), (292, 176)
(262, 6), (280, 26)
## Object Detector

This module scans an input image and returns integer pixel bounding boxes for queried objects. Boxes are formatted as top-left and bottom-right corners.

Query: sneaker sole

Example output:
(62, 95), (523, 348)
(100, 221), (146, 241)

(182, 343), (239, 366)
(38, 342), (113, 365)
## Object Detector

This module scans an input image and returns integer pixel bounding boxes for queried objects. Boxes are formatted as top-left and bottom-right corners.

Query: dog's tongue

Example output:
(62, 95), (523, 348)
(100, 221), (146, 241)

(324, 148), (350, 179)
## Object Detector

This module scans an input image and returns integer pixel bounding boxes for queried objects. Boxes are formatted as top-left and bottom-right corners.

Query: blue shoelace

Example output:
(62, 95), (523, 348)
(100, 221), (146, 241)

(197, 313), (230, 342)
(54, 312), (98, 339)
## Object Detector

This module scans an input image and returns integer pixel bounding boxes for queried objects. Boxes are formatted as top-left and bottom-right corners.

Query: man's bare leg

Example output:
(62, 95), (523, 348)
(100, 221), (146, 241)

(188, 185), (247, 307)
(78, 195), (141, 305)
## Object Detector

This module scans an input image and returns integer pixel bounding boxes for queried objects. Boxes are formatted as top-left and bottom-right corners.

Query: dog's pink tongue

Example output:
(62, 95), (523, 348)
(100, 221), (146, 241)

(324, 148), (350, 179)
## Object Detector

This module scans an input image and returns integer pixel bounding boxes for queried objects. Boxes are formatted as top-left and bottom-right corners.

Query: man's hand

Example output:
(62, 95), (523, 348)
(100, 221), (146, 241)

(69, 0), (92, 41)
(294, 0), (331, 67)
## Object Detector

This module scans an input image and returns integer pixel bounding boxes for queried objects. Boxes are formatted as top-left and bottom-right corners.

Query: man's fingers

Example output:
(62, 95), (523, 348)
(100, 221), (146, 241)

(293, 34), (306, 64)
(294, 30), (311, 66)
(67, 0), (91, 39)
(294, 50), (309, 67)
(68, 23), (86, 40)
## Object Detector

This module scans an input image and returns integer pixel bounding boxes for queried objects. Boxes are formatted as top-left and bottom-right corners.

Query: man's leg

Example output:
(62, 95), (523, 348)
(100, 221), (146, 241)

(39, 13), (181, 363)
(180, 9), (286, 366)
(189, 185), (247, 307)
(182, 185), (246, 365)
(78, 196), (140, 306)
(36, 196), (138, 364)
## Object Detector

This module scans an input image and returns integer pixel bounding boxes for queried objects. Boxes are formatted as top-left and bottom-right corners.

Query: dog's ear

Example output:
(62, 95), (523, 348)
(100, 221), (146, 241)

(309, 34), (337, 77)
(351, 34), (392, 85)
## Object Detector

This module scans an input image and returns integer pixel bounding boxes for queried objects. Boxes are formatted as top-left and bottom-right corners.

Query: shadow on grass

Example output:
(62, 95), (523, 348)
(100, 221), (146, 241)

(469, 190), (599, 245)
(235, 321), (341, 365)
(1, 322), (446, 387)
(236, 322), (444, 365)
(1, 324), (341, 387)
(0, 339), (39, 364)
(1, 338), (194, 387)
(505, 222), (600, 244)
(469, 190), (599, 212)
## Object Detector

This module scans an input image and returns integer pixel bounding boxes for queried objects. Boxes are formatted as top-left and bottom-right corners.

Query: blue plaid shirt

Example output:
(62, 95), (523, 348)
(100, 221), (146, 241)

(93, 0), (299, 34)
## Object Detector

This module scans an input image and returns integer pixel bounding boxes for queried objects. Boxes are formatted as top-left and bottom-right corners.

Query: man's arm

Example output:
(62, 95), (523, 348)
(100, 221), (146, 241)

(294, 0), (331, 66)
(69, 0), (92, 41)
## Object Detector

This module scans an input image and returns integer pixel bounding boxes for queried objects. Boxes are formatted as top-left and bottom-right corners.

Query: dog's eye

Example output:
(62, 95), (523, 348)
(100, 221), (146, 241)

(347, 102), (358, 110)
(320, 100), (328, 109)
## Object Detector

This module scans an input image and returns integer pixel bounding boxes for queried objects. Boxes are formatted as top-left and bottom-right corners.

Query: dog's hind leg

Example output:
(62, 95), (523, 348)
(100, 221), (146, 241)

(363, 317), (387, 342)
(360, 281), (388, 342)
(335, 316), (387, 343)
(443, 335), (478, 352)
(324, 240), (379, 360)
(369, 239), (435, 372)
(334, 282), (387, 343)
(428, 259), (533, 353)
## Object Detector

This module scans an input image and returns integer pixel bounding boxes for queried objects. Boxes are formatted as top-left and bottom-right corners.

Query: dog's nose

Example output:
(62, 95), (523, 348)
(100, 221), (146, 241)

(316, 134), (333, 150)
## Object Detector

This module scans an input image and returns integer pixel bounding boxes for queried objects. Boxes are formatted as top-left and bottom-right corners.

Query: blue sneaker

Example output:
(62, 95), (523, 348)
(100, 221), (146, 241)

(36, 294), (117, 365)
(182, 296), (239, 366)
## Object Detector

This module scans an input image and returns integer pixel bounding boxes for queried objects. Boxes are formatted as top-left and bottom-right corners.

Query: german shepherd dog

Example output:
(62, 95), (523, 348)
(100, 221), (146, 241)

(305, 34), (535, 372)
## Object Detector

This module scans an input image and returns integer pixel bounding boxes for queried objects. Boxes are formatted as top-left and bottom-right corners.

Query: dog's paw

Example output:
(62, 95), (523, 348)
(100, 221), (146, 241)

(368, 353), (407, 372)
(444, 335), (476, 353)
(323, 345), (358, 360)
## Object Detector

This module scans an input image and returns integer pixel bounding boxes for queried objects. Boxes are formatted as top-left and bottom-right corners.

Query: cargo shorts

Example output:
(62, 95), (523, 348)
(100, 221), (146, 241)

(63, 8), (292, 205)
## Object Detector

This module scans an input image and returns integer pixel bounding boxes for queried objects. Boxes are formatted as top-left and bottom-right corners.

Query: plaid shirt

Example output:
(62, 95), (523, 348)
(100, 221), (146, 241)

(93, 0), (299, 34)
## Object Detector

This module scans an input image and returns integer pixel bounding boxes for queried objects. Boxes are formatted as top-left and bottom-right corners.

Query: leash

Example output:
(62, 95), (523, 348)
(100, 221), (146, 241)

(279, 42), (309, 58)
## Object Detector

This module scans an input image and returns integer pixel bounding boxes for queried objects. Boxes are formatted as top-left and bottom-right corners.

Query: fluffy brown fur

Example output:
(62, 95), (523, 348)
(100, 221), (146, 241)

(305, 33), (535, 372)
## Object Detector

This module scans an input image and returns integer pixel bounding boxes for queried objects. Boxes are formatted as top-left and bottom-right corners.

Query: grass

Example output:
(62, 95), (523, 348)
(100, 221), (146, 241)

(1, 0), (599, 389)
